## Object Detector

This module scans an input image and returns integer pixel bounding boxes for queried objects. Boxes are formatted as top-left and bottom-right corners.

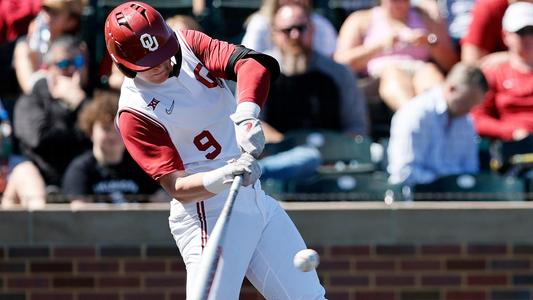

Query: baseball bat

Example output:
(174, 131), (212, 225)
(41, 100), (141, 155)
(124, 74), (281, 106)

(189, 175), (243, 300)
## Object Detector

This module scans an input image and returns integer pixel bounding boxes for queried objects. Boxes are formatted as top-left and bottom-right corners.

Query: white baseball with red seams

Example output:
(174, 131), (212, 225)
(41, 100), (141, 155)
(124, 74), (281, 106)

(294, 249), (320, 272)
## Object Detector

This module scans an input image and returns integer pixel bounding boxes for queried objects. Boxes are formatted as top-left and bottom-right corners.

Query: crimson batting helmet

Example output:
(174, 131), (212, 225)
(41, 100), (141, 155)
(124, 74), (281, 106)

(104, 1), (179, 77)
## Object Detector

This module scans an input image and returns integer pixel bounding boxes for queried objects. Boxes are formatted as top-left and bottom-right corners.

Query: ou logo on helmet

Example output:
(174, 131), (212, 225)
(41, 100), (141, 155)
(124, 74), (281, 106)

(140, 33), (159, 51)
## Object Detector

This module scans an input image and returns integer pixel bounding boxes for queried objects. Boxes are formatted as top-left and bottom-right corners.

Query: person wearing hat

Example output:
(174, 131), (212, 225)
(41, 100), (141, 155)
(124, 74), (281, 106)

(13, 0), (86, 94)
(471, 1), (533, 141)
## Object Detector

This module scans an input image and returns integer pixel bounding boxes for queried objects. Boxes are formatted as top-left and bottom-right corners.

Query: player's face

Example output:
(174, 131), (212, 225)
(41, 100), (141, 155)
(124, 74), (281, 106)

(137, 59), (172, 84)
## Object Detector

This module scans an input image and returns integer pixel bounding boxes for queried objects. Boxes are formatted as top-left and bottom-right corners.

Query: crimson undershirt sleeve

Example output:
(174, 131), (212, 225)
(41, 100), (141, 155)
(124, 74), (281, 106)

(181, 29), (270, 108)
(118, 111), (184, 181)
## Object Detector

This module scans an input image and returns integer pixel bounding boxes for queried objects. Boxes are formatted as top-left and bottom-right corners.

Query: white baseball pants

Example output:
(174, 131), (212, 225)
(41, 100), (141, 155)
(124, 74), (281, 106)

(168, 182), (326, 300)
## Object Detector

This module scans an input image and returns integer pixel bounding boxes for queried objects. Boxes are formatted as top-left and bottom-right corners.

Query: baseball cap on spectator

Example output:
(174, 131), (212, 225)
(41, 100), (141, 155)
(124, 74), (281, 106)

(502, 2), (533, 33)
(42, 0), (85, 16)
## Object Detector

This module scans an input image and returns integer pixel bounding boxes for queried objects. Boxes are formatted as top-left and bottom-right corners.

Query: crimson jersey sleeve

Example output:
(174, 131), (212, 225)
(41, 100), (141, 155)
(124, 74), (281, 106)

(118, 111), (184, 181)
(180, 29), (270, 108)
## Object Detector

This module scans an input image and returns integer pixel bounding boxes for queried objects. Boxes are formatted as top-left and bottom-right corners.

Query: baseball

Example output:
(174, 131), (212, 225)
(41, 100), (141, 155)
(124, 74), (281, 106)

(293, 248), (320, 272)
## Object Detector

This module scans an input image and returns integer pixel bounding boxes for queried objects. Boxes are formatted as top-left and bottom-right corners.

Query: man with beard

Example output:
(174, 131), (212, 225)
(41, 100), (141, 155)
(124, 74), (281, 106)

(261, 3), (368, 140)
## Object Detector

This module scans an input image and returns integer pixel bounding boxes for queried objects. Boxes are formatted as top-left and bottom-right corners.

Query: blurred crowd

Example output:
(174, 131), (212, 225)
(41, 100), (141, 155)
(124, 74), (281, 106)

(0, 0), (531, 208)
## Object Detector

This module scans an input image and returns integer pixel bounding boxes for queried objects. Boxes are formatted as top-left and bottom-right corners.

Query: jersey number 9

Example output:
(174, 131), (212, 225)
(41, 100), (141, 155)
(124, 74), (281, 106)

(193, 130), (222, 160)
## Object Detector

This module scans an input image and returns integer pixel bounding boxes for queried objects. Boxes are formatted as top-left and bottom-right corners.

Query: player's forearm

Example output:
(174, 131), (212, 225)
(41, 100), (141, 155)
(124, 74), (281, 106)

(159, 172), (215, 204)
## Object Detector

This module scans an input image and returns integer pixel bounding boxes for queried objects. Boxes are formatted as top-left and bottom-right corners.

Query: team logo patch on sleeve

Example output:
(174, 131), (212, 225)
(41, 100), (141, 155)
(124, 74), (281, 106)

(147, 98), (160, 110)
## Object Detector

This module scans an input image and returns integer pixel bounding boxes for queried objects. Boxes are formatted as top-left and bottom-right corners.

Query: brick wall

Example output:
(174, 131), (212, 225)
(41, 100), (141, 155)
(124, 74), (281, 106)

(1, 243), (533, 300)
(1, 202), (533, 300)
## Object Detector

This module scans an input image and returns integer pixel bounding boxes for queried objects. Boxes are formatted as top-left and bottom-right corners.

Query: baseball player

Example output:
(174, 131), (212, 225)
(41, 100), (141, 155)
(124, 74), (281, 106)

(104, 2), (326, 299)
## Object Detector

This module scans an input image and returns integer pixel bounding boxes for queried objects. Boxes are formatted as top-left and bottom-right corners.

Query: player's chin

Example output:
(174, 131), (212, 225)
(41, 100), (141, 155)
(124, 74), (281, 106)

(150, 71), (170, 83)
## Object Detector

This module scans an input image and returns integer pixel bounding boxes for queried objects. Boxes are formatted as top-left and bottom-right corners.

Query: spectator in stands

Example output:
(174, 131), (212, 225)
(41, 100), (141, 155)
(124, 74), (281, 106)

(471, 2), (533, 141)
(263, 3), (368, 138)
(2, 36), (90, 209)
(62, 90), (167, 204)
(13, 0), (85, 94)
(241, 0), (338, 57)
(388, 63), (489, 186)
(256, 3), (367, 180)
(0, 0), (41, 98)
(460, 0), (508, 65)
(0, 0), (40, 45)
(334, 0), (457, 111)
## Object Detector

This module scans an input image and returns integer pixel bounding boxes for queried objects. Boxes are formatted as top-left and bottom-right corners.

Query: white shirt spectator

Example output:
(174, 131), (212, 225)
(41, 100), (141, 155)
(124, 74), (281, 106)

(388, 87), (479, 185)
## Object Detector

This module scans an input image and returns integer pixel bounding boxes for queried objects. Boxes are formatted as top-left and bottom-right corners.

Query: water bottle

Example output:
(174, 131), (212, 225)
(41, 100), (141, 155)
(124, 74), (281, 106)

(28, 12), (51, 55)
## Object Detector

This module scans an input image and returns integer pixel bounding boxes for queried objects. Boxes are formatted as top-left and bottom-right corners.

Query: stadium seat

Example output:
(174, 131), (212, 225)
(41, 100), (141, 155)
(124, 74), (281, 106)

(499, 135), (533, 176)
(413, 173), (526, 201)
(283, 172), (404, 202)
(270, 130), (375, 174)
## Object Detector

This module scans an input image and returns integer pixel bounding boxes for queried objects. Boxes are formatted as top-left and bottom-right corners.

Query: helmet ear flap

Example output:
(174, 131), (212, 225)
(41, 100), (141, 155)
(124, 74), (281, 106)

(116, 63), (137, 78)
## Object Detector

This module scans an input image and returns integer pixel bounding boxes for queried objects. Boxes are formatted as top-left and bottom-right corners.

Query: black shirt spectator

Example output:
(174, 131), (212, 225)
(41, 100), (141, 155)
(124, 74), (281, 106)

(62, 151), (160, 203)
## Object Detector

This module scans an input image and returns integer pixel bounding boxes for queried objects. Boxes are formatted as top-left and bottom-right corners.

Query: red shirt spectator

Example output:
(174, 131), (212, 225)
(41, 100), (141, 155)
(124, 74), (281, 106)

(472, 62), (533, 140)
(471, 2), (533, 141)
(0, 0), (40, 44)
(460, 0), (508, 64)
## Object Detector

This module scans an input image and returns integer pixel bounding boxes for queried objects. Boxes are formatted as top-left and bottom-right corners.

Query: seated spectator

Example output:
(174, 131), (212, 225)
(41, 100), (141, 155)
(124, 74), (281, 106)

(241, 0), (338, 57)
(13, 0), (85, 94)
(62, 90), (167, 204)
(0, 0), (40, 98)
(256, 3), (367, 181)
(263, 3), (368, 139)
(0, 0), (40, 45)
(388, 63), (489, 186)
(460, 0), (509, 65)
(334, 0), (457, 111)
(2, 36), (90, 209)
(471, 2), (533, 141)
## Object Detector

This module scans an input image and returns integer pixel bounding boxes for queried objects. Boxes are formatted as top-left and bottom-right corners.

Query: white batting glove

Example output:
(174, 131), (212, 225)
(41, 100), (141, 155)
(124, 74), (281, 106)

(230, 102), (265, 158)
(203, 153), (262, 194)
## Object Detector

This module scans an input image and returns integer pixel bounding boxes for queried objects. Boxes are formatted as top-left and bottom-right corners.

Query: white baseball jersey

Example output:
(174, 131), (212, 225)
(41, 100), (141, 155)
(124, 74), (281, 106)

(117, 30), (241, 175)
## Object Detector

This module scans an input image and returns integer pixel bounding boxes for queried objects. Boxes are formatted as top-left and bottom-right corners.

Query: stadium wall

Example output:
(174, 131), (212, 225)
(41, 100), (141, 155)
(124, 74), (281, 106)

(1, 202), (533, 300)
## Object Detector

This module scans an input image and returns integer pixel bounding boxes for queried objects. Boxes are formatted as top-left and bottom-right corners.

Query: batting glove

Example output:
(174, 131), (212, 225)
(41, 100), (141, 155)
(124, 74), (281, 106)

(203, 153), (262, 194)
(230, 102), (265, 158)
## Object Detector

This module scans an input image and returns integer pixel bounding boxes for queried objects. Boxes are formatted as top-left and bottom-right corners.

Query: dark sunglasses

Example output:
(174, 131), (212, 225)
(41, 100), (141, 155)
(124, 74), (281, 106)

(277, 24), (308, 35)
(55, 55), (85, 70)
(516, 26), (533, 37)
